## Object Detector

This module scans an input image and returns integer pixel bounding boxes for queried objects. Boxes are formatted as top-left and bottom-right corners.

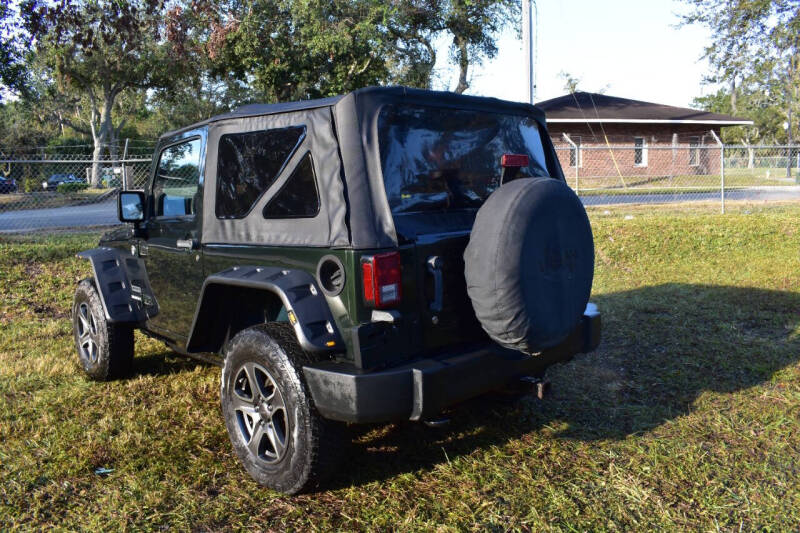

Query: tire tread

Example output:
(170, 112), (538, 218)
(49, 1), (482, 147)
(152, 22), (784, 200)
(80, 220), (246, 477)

(221, 322), (344, 494)
(73, 278), (134, 381)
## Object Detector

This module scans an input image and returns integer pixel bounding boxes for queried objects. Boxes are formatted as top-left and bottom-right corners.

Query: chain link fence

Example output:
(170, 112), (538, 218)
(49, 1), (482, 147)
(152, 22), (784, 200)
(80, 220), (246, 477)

(0, 144), (798, 232)
(553, 143), (800, 210)
(0, 155), (152, 232)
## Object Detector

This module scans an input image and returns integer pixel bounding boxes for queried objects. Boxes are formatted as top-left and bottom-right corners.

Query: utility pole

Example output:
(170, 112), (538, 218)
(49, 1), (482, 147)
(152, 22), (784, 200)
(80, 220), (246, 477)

(788, 106), (793, 180)
(522, 0), (536, 104)
(787, 52), (796, 180)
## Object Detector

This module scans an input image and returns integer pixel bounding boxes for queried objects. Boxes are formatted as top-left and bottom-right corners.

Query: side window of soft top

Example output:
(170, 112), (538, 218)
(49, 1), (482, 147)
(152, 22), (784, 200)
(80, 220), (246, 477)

(215, 126), (306, 219)
(152, 138), (203, 218)
(262, 152), (320, 219)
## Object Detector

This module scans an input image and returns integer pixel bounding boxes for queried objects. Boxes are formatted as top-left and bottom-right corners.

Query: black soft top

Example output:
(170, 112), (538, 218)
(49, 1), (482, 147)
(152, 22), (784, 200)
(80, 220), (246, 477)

(161, 86), (545, 140)
(160, 95), (345, 140)
(168, 86), (550, 250)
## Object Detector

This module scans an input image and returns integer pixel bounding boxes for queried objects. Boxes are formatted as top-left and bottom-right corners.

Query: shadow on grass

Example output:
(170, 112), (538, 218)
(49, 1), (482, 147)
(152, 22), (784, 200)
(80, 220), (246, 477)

(130, 351), (208, 378)
(324, 283), (800, 490)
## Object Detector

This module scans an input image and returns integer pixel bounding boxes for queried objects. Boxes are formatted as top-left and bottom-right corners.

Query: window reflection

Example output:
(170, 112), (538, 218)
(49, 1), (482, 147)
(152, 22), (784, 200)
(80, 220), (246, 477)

(378, 105), (551, 213)
(216, 126), (306, 219)
(153, 139), (202, 217)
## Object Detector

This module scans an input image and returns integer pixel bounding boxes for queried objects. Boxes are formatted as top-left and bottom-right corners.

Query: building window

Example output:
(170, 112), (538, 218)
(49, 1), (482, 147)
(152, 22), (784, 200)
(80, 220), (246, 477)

(569, 136), (582, 167)
(634, 137), (647, 167)
(688, 136), (700, 166)
(216, 126), (306, 219)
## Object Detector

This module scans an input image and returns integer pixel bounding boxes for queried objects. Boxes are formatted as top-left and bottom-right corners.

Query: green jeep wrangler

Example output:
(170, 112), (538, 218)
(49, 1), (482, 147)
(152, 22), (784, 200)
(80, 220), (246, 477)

(72, 87), (600, 494)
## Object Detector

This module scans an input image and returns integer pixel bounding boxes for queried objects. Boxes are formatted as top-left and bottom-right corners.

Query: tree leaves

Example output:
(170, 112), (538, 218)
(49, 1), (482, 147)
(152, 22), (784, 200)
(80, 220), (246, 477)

(195, 0), (517, 100)
(1, 0), (520, 158)
(681, 0), (800, 142)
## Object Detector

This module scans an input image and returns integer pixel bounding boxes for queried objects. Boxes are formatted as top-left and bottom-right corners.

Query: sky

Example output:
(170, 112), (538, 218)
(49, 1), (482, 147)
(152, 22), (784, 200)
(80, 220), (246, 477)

(433, 0), (716, 109)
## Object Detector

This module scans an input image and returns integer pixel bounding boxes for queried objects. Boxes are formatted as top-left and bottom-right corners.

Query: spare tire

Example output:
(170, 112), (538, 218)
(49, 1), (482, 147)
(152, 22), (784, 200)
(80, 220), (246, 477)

(464, 177), (594, 354)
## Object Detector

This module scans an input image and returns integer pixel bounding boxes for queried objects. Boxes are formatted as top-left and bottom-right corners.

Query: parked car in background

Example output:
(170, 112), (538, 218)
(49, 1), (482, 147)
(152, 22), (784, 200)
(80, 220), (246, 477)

(0, 176), (17, 193)
(43, 173), (83, 191)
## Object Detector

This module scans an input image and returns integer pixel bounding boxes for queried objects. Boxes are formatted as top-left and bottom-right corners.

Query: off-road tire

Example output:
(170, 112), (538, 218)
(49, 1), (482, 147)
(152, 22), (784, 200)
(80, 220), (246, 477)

(72, 278), (134, 380)
(220, 323), (343, 494)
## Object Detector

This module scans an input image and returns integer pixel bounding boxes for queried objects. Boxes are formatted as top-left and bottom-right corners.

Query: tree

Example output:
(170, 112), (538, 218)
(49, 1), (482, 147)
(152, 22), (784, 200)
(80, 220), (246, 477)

(7, 0), (520, 159)
(681, 0), (800, 145)
(559, 71), (581, 94)
(21, 0), (189, 186)
(694, 83), (785, 142)
(373, 0), (520, 94)
(694, 86), (784, 167)
(186, 0), (399, 102)
(0, 0), (28, 98)
(383, 1), (441, 88)
(443, 0), (517, 94)
(0, 100), (56, 151)
(188, 0), (518, 101)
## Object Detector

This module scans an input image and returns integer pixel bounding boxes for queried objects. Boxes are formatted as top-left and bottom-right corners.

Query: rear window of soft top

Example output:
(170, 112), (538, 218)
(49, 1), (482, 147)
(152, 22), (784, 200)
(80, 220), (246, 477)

(378, 104), (551, 214)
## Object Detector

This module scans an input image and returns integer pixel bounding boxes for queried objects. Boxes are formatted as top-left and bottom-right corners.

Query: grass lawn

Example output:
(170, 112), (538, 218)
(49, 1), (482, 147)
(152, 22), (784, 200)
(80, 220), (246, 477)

(1, 204), (799, 530)
(565, 167), (799, 193)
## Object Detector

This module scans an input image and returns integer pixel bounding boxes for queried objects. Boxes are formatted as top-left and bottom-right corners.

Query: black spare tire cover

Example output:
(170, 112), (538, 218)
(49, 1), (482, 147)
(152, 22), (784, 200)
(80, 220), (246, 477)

(464, 177), (594, 353)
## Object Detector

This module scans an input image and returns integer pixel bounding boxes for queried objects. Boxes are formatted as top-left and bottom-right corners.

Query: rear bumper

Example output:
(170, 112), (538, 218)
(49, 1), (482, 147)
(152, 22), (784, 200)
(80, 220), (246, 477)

(303, 304), (601, 423)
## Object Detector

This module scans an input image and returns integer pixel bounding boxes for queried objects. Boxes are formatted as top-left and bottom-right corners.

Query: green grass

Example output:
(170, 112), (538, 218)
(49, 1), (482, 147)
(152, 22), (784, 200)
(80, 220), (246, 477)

(1, 204), (799, 530)
(565, 167), (799, 193)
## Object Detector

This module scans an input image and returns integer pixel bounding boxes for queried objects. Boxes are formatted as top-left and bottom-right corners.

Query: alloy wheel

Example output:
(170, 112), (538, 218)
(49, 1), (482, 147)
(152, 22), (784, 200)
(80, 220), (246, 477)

(77, 302), (99, 363)
(231, 362), (289, 464)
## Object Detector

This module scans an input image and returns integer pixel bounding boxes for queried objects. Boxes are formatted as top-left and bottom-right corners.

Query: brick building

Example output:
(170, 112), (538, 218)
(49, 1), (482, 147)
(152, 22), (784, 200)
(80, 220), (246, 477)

(537, 92), (752, 178)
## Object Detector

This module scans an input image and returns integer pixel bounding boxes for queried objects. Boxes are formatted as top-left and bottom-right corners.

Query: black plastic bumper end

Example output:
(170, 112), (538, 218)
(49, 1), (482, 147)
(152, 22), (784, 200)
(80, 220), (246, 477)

(303, 305), (601, 424)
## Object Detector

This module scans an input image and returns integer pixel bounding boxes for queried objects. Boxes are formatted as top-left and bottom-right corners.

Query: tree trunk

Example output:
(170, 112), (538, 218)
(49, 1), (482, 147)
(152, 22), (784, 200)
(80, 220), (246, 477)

(421, 38), (436, 89)
(90, 139), (104, 188)
(454, 37), (469, 94)
(109, 129), (120, 161)
(88, 104), (103, 188)
(90, 92), (116, 188)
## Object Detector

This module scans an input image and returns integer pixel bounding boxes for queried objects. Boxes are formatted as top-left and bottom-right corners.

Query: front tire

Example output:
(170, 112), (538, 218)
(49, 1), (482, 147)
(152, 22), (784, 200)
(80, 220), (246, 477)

(220, 323), (342, 494)
(72, 278), (134, 380)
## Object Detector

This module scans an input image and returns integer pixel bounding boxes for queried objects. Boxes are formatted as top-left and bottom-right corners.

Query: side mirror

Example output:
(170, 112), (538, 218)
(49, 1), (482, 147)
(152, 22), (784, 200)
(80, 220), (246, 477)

(118, 191), (145, 223)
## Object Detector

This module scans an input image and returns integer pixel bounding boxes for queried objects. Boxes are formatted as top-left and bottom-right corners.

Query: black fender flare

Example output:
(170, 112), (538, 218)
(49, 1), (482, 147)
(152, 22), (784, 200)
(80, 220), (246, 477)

(186, 266), (344, 355)
(76, 247), (159, 323)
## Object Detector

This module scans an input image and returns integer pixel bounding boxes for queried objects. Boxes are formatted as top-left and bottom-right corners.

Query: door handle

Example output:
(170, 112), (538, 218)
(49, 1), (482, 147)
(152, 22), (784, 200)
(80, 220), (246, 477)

(176, 238), (198, 250)
(426, 256), (443, 313)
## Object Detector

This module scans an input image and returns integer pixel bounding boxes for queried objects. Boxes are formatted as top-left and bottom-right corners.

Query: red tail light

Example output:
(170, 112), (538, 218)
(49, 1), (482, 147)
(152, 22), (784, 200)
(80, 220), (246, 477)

(501, 153), (530, 167)
(362, 252), (402, 308)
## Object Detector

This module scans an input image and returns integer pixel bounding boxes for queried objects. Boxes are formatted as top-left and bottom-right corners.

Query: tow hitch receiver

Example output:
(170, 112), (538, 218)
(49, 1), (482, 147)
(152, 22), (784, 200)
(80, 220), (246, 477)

(422, 416), (451, 428)
(515, 376), (552, 400)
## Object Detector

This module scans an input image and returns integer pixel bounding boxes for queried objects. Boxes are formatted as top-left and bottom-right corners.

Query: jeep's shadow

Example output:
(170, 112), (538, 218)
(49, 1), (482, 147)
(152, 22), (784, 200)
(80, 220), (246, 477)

(326, 283), (800, 490)
(130, 351), (208, 378)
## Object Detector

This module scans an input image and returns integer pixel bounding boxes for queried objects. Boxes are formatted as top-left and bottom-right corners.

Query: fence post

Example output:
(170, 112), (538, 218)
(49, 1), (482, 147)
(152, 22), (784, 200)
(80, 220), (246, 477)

(122, 138), (130, 189)
(710, 131), (724, 214)
(562, 133), (579, 195)
(720, 145), (725, 214)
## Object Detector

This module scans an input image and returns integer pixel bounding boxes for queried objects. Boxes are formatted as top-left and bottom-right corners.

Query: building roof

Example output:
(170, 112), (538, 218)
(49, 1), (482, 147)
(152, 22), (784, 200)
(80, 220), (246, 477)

(536, 92), (753, 126)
